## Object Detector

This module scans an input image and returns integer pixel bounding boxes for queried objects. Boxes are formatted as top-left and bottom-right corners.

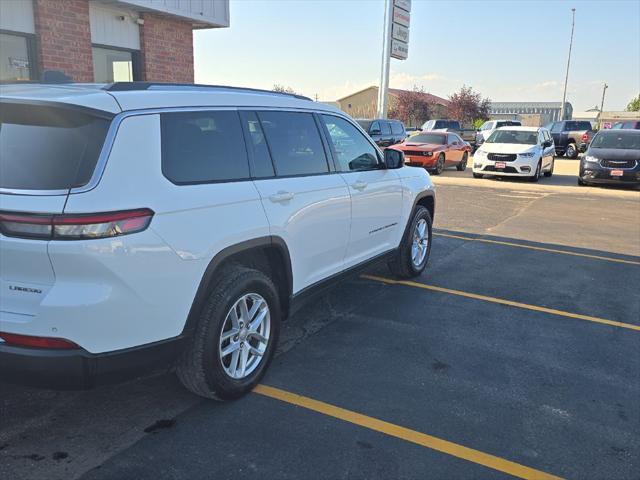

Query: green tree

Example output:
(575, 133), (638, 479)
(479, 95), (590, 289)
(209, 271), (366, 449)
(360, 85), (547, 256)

(627, 94), (640, 111)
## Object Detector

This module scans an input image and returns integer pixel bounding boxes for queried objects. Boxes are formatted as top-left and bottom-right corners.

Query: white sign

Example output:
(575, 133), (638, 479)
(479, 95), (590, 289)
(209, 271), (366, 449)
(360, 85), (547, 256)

(393, 7), (410, 27)
(391, 39), (409, 60)
(392, 22), (409, 43)
(394, 0), (411, 12)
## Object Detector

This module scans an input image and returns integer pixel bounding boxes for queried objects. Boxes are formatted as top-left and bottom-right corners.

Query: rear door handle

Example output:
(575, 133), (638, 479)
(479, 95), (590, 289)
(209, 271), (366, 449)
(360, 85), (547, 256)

(269, 191), (294, 203)
(351, 181), (368, 191)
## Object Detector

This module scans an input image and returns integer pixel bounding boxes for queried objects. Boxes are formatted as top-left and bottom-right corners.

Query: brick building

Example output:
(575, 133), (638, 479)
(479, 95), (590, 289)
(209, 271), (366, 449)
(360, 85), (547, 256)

(0, 0), (229, 83)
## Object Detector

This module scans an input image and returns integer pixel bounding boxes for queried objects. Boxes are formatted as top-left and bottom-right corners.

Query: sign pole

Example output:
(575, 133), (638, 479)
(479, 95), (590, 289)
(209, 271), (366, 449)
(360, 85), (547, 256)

(560, 8), (575, 121)
(377, 0), (393, 119)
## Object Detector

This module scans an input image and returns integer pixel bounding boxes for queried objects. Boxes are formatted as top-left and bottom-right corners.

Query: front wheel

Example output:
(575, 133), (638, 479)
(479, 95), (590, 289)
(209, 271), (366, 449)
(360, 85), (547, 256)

(472, 172), (483, 178)
(457, 152), (468, 171)
(431, 154), (445, 175)
(388, 206), (432, 279)
(543, 158), (554, 177)
(529, 161), (541, 182)
(177, 265), (281, 400)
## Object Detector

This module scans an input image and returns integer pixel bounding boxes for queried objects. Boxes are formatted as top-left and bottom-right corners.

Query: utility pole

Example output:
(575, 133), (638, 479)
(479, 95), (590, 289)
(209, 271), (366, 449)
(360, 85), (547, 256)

(377, 0), (393, 118)
(598, 83), (608, 128)
(560, 8), (576, 121)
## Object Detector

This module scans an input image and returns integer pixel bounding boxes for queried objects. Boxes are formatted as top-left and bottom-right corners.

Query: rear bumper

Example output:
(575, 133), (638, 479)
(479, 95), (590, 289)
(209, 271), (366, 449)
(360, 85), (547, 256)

(0, 336), (184, 389)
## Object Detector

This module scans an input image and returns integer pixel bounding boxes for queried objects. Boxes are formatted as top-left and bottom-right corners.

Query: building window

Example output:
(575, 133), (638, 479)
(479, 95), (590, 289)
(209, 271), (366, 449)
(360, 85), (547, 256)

(0, 31), (36, 81)
(92, 46), (140, 83)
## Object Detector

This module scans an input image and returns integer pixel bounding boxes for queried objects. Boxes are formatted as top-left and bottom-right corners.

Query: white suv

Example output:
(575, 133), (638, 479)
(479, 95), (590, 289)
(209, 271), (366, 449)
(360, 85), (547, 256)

(0, 83), (435, 399)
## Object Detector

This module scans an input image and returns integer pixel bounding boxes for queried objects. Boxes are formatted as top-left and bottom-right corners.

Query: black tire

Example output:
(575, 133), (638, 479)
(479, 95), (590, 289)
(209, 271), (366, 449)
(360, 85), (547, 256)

(578, 177), (587, 186)
(566, 143), (578, 159)
(432, 154), (445, 175)
(529, 161), (541, 182)
(177, 265), (281, 400)
(388, 206), (432, 279)
(472, 172), (483, 179)
(456, 152), (468, 171)
(543, 158), (554, 177)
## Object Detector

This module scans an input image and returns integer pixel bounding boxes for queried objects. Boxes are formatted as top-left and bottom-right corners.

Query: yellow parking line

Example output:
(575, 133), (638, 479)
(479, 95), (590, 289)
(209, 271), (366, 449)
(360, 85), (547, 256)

(362, 275), (640, 332)
(433, 232), (640, 266)
(254, 384), (563, 480)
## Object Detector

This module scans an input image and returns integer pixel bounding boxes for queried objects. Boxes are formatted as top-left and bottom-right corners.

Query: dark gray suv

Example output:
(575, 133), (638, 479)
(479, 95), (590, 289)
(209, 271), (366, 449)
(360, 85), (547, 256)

(357, 119), (406, 148)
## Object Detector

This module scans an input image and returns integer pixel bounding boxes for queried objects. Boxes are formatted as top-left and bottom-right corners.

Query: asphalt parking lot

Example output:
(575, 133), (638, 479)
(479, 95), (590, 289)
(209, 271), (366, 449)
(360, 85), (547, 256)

(1, 157), (639, 480)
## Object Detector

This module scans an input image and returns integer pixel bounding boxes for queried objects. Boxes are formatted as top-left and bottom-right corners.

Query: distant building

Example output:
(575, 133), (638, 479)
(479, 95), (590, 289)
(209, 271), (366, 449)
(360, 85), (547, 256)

(336, 86), (449, 125)
(489, 102), (573, 125)
(0, 0), (230, 84)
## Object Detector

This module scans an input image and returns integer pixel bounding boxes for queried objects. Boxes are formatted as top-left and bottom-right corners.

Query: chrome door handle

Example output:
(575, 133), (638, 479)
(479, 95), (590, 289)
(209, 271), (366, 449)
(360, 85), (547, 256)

(269, 191), (294, 203)
(351, 181), (368, 191)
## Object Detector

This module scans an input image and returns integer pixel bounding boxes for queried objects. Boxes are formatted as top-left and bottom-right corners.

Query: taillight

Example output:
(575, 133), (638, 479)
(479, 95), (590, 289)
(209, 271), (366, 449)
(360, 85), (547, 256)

(0, 332), (79, 349)
(0, 209), (154, 240)
(581, 133), (589, 142)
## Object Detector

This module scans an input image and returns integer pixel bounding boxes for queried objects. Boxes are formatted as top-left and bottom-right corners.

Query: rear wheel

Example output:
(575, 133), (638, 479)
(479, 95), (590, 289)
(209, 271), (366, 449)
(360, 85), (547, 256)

(177, 265), (281, 400)
(432, 154), (445, 175)
(472, 172), (483, 178)
(457, 152), (468, 171)
(566, 143), (578, 159)
(388, 206), (432, 279)
(578, 177), (587, 186)
(543, 158), (554, 177)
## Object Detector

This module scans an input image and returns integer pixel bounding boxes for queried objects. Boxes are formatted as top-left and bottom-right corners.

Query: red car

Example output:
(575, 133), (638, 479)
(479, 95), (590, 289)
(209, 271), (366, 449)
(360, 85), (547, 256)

(390, 131), (471, 174)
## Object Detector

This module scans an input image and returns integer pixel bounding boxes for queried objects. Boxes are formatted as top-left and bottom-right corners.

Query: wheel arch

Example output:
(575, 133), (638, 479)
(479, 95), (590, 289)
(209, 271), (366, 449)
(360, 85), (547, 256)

(181, 236), (293, 338)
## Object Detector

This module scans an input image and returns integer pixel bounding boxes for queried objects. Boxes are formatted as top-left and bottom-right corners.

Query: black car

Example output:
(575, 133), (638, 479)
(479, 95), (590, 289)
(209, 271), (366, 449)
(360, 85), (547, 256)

(546, 120), (594, 158)
(356, 118), (406, 148)
(578, 129), (640, 186)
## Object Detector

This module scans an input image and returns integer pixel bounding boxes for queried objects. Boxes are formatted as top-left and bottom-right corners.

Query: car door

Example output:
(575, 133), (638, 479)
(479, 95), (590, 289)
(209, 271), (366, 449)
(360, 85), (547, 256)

(320, 114), (403, 267)
(541, 129), (554, 166)
(245, 110), (351, 293)
(369, 121), (383, 147)
(379, 121), (394, 147)
(447, 134), (462, 163)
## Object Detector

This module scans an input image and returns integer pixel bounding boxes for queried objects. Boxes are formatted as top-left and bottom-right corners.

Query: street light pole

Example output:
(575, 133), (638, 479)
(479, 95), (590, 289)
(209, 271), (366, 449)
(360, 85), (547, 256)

(377, 0), (393, 118)
(599, 82), (608, 128)
(560, 8), (576, 121)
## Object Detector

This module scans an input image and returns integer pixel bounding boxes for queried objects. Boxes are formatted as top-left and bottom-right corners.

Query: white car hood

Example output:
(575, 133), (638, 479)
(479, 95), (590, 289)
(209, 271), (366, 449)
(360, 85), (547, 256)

(479, 143), (537, 154)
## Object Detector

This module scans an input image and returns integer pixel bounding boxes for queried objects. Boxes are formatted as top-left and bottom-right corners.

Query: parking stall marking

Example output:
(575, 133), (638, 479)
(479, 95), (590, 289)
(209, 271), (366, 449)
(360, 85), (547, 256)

(433, 232), (640, 266)
(362, 275), (640, 332)
(254, 384), (563, 480)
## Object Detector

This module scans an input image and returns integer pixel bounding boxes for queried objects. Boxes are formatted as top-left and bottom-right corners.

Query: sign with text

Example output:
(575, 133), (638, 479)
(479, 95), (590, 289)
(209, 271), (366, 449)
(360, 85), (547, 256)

(391, 39), (409, 60)
(393, 7), (410, 27)
(394, 0), (411, 12)
(392, 22), (409, 43)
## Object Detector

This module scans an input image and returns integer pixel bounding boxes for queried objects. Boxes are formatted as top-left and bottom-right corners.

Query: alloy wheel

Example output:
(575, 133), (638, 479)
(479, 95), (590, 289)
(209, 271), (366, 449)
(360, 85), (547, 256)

(411, 219), (429, 268)
(218, 293), (271, 380)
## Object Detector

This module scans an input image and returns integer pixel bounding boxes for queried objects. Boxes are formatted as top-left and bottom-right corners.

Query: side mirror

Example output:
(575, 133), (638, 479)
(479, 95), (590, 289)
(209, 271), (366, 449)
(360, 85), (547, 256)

(384, 148), (404, 169)
(370, 129), (381, 136)
(543, 140), (552, 147)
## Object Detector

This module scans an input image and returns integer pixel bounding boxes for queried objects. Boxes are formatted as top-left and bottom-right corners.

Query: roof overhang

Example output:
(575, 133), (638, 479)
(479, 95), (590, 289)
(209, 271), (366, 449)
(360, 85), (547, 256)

(110, 0), (229, 29)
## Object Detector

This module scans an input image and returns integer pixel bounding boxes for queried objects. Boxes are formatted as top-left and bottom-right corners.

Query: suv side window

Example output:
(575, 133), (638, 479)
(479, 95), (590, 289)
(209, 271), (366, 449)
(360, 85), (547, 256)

(239, 111), (275, 178)
(257, 111), (329, 176)
(550, 122), (563, 133)
(390, 121), (404, 135)
(381, 121), (392, 135)
(322, 115), (380, 172)
(161, 110), (249, 184)
(370, 121), (381, 133)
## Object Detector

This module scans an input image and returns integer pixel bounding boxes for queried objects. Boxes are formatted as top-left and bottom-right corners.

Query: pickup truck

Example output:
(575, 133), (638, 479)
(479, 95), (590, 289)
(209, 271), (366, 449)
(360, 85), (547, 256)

(421, 119), (476, 147)
(546, 120), (595, 158)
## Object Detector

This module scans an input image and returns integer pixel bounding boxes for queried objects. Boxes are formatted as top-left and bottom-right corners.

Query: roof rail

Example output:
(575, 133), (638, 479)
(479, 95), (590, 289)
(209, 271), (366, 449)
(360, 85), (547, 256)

(104, 82), (312, 101)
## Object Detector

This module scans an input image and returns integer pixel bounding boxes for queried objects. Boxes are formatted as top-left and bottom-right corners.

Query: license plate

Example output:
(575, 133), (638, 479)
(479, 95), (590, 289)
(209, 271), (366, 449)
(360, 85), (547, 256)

(495, 162), (506, 169)
(611, 169), (624, 177)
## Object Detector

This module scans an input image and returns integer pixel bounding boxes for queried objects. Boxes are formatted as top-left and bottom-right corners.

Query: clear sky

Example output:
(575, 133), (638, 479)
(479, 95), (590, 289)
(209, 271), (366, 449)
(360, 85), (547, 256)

(194, 0), (640, 111)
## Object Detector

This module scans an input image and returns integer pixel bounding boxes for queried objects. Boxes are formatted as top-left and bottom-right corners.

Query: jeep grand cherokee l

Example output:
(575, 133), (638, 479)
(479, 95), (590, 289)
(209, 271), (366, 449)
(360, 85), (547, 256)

(0, 82), (436, 400)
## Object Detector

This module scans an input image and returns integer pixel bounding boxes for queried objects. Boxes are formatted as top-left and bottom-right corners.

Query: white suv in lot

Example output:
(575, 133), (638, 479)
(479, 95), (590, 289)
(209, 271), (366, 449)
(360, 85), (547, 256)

(472, 126), (556, 181)
(0, 83), (435, 399)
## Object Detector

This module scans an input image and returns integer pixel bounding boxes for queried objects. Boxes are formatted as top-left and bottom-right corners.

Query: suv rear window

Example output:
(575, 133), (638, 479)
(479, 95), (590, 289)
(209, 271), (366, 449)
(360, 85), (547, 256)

(0, 103), (111, 190)
(161, 110), (250, 184)
(564, 121), (592, 131)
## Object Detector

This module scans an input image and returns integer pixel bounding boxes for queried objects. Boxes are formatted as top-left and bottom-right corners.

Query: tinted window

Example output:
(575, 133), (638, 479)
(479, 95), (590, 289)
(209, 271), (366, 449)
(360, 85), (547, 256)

(322, 115), (379, 171)
(381, 121), (392, 135)
(161, 111), (248, 184)
(258, 111), (328, 176)
(591, 131), (640, 150)
(550, 122), (563, 133)
(433, 120), (447, 129)
(409, 133), (446, 144)
(390, 121), (404, 135)
(447, 134), (458, 144)
(370, 121), (381, 133)
(0, 103), (110, 190)
(564, 121), (592, 131)
(240, 111), (275, 178)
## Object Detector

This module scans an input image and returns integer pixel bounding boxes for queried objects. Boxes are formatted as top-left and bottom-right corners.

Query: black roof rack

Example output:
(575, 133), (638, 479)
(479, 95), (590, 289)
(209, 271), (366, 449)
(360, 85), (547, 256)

(104, 82), (312, 101)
